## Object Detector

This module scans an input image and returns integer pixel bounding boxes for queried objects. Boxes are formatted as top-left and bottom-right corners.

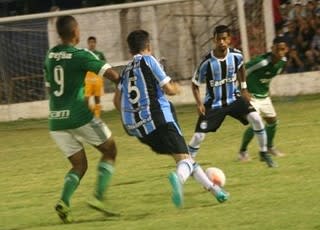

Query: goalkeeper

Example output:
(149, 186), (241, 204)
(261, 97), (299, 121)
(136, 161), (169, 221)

(85, 36), (107, 118)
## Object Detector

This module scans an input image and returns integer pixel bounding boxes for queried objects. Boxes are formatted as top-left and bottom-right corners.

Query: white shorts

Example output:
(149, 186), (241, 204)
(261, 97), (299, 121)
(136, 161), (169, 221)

(50, 118), (112, 158)
(250, 96), (276, 118)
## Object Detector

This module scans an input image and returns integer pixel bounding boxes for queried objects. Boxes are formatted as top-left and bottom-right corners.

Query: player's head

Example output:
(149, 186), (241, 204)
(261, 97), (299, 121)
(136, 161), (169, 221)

(56, 15), (80, 44)
(87, 36), (97, 51)
(272, 36), (289, 61)
(213, 25), (231, 52)
(127, 30), (151, 55)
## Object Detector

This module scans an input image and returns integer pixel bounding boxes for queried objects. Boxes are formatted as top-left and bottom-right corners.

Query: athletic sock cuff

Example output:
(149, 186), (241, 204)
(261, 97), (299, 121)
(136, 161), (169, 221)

(98, 161), (114, 174)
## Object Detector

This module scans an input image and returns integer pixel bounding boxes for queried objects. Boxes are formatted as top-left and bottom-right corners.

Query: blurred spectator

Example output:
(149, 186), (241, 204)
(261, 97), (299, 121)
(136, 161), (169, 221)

(286, 45), (305, 73)
(288, 1), (306, 21)
(305, 27), (320, 70)
(273, 0), (320, 73)
(296, 18), (315, 53)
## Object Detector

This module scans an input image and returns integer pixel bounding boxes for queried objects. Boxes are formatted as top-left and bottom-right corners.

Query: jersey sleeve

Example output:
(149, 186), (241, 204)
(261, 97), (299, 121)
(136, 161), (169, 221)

(43, 56), (50, 88)
(81, 49), (111, 77)
(143, 55), (171, 87)
(192, 58), (209, 86)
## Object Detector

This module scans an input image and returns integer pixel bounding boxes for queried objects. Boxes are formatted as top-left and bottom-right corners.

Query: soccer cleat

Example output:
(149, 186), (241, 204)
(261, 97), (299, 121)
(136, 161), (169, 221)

(87, 196), (120, 216)
(260, 152), (277, 168)
(214, 188), (229, 203)
(268, 147), (285, 157)
(168, 172), (183, 208)
(238, 150), (250, 162)
(55, 200), (73, 224)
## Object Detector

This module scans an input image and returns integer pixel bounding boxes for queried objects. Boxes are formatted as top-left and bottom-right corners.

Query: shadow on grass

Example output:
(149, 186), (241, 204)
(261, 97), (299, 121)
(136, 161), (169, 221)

(5, 212), (152, 230)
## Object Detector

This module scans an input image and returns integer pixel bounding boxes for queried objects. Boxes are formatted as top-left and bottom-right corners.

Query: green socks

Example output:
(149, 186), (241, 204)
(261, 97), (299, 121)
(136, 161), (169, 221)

(266, 122), (277, 148)
(95, 161), (114, 200)
(240, 127), (254, 151)
(61, 172), (80, 206)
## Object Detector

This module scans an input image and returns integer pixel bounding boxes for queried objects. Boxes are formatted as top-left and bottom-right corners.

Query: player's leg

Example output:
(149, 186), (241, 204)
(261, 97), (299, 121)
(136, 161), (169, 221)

(75, 118), (117, 214)
(229, 98), (276, 167)
(239, 127), (254, 160)
(238, 97), (262, 160)
(162, 123), (228, 206)
(247, 112), (277, 167)
(50, 131), (88, 223)
(260, 98), (285, 156)
(188, 132), (206, 158)
(265, 118), (284, 156)
(188, 109), (225, 158)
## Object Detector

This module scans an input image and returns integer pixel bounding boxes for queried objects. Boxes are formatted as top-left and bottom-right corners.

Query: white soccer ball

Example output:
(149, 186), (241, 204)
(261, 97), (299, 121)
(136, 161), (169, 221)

(205, 167), (226, 187)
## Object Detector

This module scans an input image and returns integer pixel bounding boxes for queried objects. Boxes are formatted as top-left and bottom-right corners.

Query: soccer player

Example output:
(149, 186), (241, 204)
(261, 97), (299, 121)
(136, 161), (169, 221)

(238, 36), (289, 160)
(44, 15), (119, 223)
(187, 25), (277, 168)
(85, 36), (106, 118)
(113, 29), (229, 208)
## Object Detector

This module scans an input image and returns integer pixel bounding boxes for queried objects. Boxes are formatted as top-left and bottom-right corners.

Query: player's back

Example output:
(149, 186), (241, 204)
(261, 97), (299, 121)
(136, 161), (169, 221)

(44, 45), (94, 130)
(120, 54), (174, 137)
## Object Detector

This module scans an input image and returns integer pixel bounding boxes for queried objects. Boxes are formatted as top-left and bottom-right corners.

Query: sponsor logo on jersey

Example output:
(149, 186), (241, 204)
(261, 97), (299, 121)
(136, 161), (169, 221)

(210, 76), (237, 87)
(49, 110), (70, 119)
(126, 116), (152, 130)
(48, 51), (72, 61)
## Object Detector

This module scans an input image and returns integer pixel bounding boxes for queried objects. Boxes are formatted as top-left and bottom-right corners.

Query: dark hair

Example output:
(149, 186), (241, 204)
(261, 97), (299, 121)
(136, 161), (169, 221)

(273, 36), (288, 45)
(213, 25), (230, 36)
(56, 15), (77, 40)
(87, 36), (96, 42)
(127, 30), (150, 54)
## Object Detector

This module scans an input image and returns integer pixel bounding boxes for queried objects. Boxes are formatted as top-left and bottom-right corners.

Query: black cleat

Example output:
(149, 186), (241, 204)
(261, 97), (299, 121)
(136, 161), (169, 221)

(260, 152), (277, 168)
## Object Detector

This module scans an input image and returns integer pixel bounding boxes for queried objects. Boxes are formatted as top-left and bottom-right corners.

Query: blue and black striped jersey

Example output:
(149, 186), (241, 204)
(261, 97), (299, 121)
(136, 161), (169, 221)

(192, 48), (243, 109)
(119, 54), (180, 138)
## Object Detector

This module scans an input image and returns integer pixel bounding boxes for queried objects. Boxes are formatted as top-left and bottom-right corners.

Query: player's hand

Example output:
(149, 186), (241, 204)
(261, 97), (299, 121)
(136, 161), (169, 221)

(172, 81), (181, 95)
(197, 104), (206, 115)
(241, 89), (251, 102)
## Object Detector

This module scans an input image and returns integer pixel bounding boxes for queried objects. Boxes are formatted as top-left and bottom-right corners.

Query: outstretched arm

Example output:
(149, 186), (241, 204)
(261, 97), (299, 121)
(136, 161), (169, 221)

(103, 68), (120, 84)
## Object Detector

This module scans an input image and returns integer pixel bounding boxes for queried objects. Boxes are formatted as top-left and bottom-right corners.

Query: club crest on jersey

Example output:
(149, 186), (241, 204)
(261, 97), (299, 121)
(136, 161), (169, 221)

(200, 120), (208, 130)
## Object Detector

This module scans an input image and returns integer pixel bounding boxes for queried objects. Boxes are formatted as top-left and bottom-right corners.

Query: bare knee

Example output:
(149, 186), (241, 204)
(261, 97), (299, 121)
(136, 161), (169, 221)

(68, 150), (88, 178)
(96, 138), (117, 162)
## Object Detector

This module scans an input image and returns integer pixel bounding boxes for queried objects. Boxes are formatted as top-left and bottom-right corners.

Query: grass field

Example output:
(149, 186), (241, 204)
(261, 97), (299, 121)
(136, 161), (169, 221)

(1, 94), (320, 230)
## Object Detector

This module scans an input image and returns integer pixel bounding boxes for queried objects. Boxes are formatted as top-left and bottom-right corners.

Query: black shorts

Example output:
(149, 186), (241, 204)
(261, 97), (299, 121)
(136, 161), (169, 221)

(195, 97), (256, 133)
(138, 122), (188, 154)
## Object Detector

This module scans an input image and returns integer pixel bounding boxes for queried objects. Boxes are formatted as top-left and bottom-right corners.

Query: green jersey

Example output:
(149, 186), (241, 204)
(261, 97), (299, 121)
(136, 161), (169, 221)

(44, 44), (111, 131)
(246, 53), (286, 98)
(92, 50), (106, 61)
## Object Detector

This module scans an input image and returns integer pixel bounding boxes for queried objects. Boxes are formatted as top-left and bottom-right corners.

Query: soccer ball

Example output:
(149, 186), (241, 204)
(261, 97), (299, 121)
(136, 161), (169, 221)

(205, 167), (226, 187)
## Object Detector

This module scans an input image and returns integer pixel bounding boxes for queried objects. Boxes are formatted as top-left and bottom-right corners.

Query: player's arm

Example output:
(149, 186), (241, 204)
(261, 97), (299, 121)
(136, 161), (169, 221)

(162, 81), (181, 95)
(237, 65), (251, 102)
(191, 63), (206, 115)
(191, 82), (205, 115)
(144, 55), (180, 95)
(103, 67), (120, 84)
(113, 86), (121, 111)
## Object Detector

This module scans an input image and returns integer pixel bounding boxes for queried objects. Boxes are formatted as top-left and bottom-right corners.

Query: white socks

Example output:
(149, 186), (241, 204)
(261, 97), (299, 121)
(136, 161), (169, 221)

(247, 112), (268, 152)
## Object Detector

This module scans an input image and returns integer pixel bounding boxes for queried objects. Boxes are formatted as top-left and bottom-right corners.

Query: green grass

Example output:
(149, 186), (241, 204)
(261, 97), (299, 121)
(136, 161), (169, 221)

(1, 94), (320, 230)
